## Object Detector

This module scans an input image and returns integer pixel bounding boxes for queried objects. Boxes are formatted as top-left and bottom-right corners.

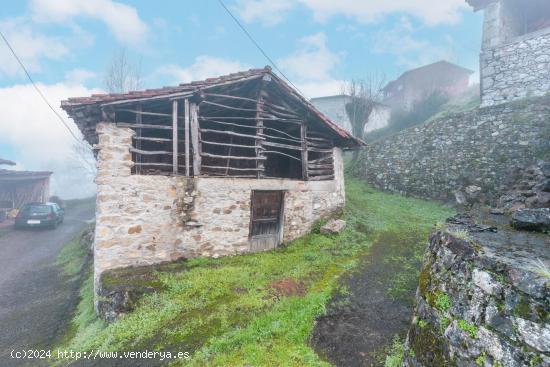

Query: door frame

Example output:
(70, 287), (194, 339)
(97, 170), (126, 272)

(248, 190), (286, 250)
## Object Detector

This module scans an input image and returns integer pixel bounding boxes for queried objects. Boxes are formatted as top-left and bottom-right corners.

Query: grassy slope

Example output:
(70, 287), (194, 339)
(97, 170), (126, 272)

(59, 178), (452, 366)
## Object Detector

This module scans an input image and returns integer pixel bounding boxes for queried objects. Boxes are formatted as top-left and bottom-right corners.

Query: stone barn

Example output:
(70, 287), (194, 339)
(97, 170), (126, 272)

(62, 66), (363, 288)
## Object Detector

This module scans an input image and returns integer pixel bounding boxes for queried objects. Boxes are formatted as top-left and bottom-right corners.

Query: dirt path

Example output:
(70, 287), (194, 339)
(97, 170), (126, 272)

(312, 231), (426, 367)
(0, 200), (95, 366)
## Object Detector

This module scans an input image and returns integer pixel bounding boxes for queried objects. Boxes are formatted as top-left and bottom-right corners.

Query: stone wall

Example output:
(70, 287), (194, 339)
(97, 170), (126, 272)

(355, 96), (550, 204)
(481, 30), (550, 107)
(93, 123), (345, 287)
(403, 215), (550, 366)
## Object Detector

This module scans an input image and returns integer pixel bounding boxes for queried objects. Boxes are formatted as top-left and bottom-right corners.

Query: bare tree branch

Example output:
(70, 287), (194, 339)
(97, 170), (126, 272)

(104, 48), (142, 94)
(342, 74), (385, 162)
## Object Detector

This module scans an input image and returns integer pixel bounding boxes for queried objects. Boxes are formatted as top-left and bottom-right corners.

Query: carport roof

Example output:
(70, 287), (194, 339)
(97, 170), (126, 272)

(0, 170), (52, 182)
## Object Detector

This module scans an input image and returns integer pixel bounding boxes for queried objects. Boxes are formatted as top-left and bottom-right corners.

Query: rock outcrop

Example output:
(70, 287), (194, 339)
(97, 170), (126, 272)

(403, 213), (550, 366)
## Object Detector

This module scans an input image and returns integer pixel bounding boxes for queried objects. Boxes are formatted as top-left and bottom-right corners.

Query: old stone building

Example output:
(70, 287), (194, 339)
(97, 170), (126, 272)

(467, 0), (550, 106)
(62, 67), (362, 289)
(381, 60), (474, 111)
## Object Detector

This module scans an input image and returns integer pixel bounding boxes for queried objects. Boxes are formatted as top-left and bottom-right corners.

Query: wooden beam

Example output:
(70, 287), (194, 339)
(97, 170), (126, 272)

(136, 104), (142, 175)
(172, 100), (178, 175)
(301, 123), (308, 180)
(184, 99), (190, 176)
(200, 152), (267, 160)
(190, 102), (201, 176)
(117, 122), (172, 130)
(200, 129), (262, 139)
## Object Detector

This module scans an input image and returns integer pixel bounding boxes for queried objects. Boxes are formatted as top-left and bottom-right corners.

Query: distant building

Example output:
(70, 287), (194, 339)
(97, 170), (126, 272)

(467, 0), (550, 106)
(310, 95), (391, 135)
(0, 158), (52, 219)
(382, 61), (474, 111)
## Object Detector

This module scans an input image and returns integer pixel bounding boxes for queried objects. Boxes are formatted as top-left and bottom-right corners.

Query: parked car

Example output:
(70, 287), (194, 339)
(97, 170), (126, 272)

(14, 202), (64, 229)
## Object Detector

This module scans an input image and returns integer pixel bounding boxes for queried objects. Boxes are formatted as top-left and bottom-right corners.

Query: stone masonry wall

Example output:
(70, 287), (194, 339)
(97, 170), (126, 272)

(93, 123), (345, 286)
(403, 218), (550, 366)
(356, 96), (550, 204)
(481, 30), (550, 107)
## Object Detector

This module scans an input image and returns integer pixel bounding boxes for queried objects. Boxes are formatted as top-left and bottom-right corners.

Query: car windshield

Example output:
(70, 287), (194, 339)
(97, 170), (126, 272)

(27, 205), (52, 215)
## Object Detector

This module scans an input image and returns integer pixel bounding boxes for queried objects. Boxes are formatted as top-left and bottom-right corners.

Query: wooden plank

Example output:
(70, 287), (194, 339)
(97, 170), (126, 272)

(135, 104), (142, 175)
(255, 93), (265, 178)
(117, 122), (172, 130)
(200, 129), (263, 139)
(201, 165), (263, 171)
(202, 93), (258, 103)
(199, 118), (257, 130)
(263, 150), (301, 162)
(201, 140), (257, 149)
(309, 156), (333, 164)
(258, 133), (302, 144)
(133, 136), (172, 143)
(130, 148), (171, 155)
(308, 174), (334, 181)
(301, 123), (308, 180)
(172, 100), (178, 175)
(184, 99), (190, 176)
(200, 152), (267, 160)
(190, 102), (201, 176)
(200, 100), (260, 112)
(308, 163), (333, 169)
(117, 108), (172, 117)
(263, 141), (302, 151)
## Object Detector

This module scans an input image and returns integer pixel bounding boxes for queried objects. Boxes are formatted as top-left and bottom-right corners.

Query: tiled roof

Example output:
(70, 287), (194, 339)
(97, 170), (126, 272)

(61, 66), (364, 147)
(62, 67), (270, 107)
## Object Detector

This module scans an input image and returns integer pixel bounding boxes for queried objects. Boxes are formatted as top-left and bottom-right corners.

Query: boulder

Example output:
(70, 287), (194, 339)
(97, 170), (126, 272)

(320, 219), (346, 235)
(511, 208), (550, 232)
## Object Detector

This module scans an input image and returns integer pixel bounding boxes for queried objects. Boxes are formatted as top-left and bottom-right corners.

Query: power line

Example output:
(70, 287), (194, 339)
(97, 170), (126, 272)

(0, 30), (96, 173)
(217, 0), (306, 97)
(0, 30), (84, 145)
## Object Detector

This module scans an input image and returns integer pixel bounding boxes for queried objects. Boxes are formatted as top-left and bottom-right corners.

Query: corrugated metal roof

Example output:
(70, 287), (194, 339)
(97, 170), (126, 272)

(0, 169), (52, 182)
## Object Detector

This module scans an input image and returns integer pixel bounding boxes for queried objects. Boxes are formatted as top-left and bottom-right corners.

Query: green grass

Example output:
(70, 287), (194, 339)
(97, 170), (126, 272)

(383, 336), (405, 367)
(55, 226), (92, 279)
(458, 319), (478, 339)
(58, 178), (453, 366)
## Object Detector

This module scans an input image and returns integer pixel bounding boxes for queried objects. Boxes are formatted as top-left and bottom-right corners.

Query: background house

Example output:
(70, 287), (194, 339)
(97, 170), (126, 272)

(0, 158), (52, 221)
(381, 60), (474, 111)
(467, 0), (550, 106)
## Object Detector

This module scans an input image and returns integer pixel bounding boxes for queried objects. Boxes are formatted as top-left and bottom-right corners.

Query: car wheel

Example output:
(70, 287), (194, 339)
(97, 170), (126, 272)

(49, 221), (58, 230)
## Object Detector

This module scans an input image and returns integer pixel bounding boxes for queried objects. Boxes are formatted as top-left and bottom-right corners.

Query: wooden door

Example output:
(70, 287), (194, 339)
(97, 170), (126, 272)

(250, 191), (284, 252)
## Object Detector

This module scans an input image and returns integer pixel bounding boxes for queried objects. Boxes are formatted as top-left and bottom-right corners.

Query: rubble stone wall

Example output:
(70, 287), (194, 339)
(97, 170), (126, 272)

(403, 224), (550, 366)
(356, 96), (550, 204)
(481, 30), (550, 107)
(93, 123), (345, 285)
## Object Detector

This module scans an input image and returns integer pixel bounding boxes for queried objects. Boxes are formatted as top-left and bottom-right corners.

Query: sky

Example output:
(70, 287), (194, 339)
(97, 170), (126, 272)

(0, 0), (483, 198)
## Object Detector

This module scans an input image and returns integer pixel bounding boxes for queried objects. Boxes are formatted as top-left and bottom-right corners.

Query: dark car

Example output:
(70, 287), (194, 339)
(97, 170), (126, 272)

(14, 202), (64, 229)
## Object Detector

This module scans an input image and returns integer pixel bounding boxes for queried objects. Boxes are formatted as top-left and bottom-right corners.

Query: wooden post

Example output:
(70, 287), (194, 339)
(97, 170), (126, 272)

(136, 104), (142, 175)
(255, 85), (267, 178)
(190, 102), (201, 176)
(301, 123), (308, 180)
(172, 100), (178, 175)
(184, 99), (190, 176)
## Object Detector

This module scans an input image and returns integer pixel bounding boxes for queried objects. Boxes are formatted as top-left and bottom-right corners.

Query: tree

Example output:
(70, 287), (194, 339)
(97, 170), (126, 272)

(103, 48), (142, 93)
(343, 76), (385, 162)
